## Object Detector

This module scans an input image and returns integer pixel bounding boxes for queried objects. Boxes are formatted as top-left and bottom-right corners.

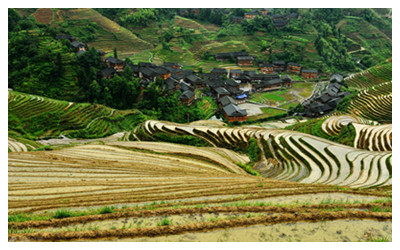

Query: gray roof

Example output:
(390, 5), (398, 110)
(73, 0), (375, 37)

(266, 78), (283, 85)
(237, 56), (254, 61)
(302, 69), (318, 73)
(106, 57), (124, 64)
(282, 75), (292, 81)
(71, 41), (86, 48)
(288, 62), (301, 67)
(180, 90), (195, 99)
(215, 87), (230, 95)
(260, 64), (274, 68)
(218, 96), (236, 107)
(272, 60), (285, 65)
(330, 74), (344, 83)
(211, 68), (228, 74)
(223, 104), (247, 117)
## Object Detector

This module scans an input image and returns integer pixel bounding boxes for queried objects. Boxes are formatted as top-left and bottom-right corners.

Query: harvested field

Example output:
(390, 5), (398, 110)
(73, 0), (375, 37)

(321, 114), (391, 151)
(134, 120), (392, 188)
(8, 139), (391, 241)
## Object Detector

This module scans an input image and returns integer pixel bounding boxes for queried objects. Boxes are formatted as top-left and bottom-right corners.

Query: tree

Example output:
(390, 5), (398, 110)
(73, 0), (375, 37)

(113, 47), (118, 59)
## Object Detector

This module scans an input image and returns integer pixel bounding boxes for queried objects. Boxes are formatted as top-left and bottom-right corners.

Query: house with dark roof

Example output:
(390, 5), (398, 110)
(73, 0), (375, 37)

(222, 103), (247, 122)
(139, 62), (156, 68)
(180, 81), (194, 93)
(97, 68), (116, 79)
(234, 75), (252, 83)
(71, 41), (88, 53)
(210, 68), (228, 76)
(272, 61), (286, 72)
(218, 96), (236, 108)
(259, 64), (274, 74)
(261, 8), (271, 16)
(229, 69), (243, 78)
(252, 78), (283, 92)
(287, 62), (302, 74)
(185, 74), (204, 88)
(225, 79), (240, 88)
(214, 87), (230, 98)
(127, 64), (141, 77)
(165, 78), (180, 93)
(106, 57), (124, 72)
(330, 73), (344, 83)
(180, 90), (195, 105)
(245, 12), (258, 19)
(152, 66), (171, 80)
(282, 75), (292, 87)
(237, 56), (254, 66)
(163, 62), (182, 69)
(251, 73), (279, 82)
(301, 69), (318, 79)
(232, 16), (244, 23)
(139, 67), (158, 81)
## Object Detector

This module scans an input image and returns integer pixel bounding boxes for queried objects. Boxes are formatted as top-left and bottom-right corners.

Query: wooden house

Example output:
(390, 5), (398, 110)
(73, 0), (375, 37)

(97, 68), (116, 79)
(106, 57), (124, 72)
(237, 56), (254, 66)
(253, 78), (283, 92)
(180, 90), (195, 105)
(229, 69), (243, 78)
(232, 16), (244, 23)
(272, 60), (285, 72)
(185, 74), (205, 88)
(261, 8), (271, 16)
(301, 69), (318, 79)
(282, 75), (292, 87)
(287, 62), (302, 74)
(71, 41), (88, 52)
(210, 68), (228, 77)
(214, 87), (230, 99)
(259, 64), (274, 74)
(163, 62), (182, 70)
(245, 12), (258, 20)
(153, 67), (171, 80)
(218, 96), (236, 108)
(222, 104), (247, 122)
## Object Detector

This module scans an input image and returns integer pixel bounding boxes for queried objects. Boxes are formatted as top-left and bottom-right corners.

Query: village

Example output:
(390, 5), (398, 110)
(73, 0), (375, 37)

(57, 34), (348, 123)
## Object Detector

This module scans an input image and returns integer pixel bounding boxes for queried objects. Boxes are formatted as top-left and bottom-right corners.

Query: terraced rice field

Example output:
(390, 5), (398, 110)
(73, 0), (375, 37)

(60, 8), (153, 57)
(347, 82), (392, 122)
(134, 120), (392, 188)
(8, 142), (391, 242)
(345, 62), (392, 89)
(8, 91), (141, 148)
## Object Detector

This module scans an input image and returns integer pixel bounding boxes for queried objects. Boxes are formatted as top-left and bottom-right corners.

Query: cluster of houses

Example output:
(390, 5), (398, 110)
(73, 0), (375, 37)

(55, 33), (325, 122)
(300, 73), (350, 117)
(214, 52), (318, 79)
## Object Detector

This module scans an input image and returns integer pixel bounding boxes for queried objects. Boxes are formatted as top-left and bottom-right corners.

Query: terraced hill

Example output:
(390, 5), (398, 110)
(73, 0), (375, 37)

(8, 142), (391, 241)
(345, 62), (392, 89)
(346, 82), (392, 122)
(133, 120), (391, 188)
(8, 90), (145, 151)
(58, 8), (153, 57)
(321, 115), (391, 152)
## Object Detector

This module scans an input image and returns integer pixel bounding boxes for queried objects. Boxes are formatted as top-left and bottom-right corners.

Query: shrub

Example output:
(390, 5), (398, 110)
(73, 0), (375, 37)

(98, 206), (114, 214)
(53, 209), (72, 219)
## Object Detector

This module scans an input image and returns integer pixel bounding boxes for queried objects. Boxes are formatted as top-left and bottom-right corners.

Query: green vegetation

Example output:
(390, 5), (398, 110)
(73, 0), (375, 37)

(151, 133), (211, 147)
(286, 117), (356, 146)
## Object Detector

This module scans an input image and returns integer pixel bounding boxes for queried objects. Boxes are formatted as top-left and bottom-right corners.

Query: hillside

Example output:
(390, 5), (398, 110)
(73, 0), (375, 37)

(8, 90), (146, 146)
(14, 8), (392, 72)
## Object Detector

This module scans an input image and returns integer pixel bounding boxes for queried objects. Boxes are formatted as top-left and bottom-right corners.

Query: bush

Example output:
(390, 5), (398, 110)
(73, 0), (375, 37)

(98, 206), (114, 214)
(53, 209), (72, 219)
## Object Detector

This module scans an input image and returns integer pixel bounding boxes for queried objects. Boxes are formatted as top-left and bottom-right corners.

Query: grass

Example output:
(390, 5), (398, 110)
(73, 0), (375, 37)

(366, 236), (391, 242)
(157, 217), (172, 226)
(53, 209), (72, 219)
